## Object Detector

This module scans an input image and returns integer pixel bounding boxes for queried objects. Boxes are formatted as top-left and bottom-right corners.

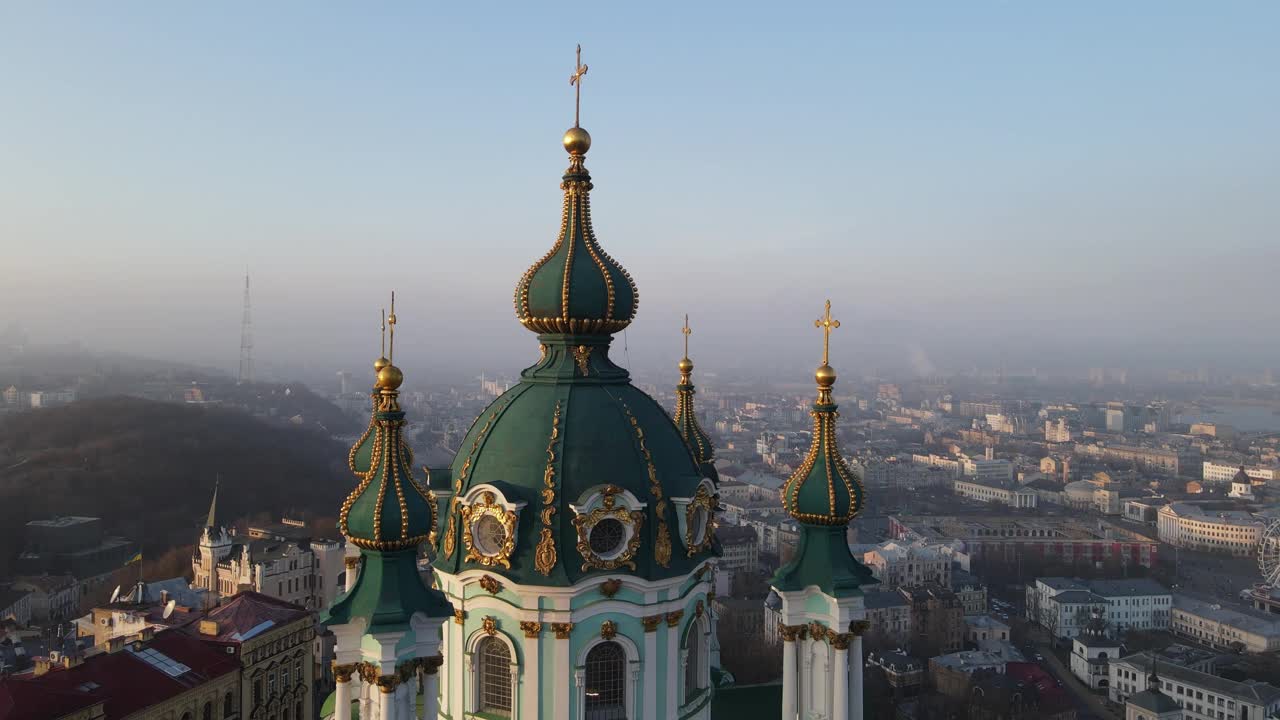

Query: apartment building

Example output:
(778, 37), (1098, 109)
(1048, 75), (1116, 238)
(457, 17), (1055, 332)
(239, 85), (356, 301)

(1171, 595), (1280, 653)
(1110, 652), (1280, 720)
(1157, 503), (1264, 557)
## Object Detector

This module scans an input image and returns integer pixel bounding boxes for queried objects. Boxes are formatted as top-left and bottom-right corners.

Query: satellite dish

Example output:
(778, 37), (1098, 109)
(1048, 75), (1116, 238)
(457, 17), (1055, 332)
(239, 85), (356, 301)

(109, 586), (121, 604)
(162, 600), (176, 619)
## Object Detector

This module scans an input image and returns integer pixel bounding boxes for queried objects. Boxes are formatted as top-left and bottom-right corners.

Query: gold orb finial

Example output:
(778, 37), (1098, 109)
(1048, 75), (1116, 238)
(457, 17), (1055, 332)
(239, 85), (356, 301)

(564, 126), (591, 155)
(678, 356), (694, 376)
(374, 356), (390, 372)
(376, 364), (404, 391)
(816, 363), (837, 388)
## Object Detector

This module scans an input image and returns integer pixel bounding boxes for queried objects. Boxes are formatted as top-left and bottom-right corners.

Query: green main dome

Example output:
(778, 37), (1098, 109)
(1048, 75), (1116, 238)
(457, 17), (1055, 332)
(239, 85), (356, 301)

(433, 129), (712, 586)
(513, 127), (639, 335)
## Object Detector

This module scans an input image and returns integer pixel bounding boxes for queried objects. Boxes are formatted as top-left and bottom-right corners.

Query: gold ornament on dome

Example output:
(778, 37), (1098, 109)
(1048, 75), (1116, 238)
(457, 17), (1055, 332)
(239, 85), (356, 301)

(600, 620), (618, 640)
(520, 621), (542, 638)
(572, 345), (592, 376)
(453, 610), (467, 625)
(552, 622), (574, 640)
(478, 575), (504, 595)
(599, 578), (623, 598)
(685, 483), (717, 557)
(665, 610), (684, 628)
(535, 401), (563, 576)
(461, 491), (518, 569)
(573, 485), (645, 572)
(482, 616), (498, 637)
(444, 401), (510, 557)
(620, 402), (672, 567)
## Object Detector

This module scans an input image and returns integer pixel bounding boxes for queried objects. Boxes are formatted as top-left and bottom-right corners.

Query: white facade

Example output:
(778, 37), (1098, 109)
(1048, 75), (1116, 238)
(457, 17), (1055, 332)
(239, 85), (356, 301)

(1110, 654), (1280, 720)
(1071, 635), (1120, 690)
(953, 478), (1037, 508)
(1170, 595), (1280, 653)
(775, 586), (868, 720)
(1027, 578), (1171, 639)
(1203, 461), (1278, 484)
(1157, 503), (1264, 557)
(193, 526), (344, 610)
(860, 541), (951, 589)
(1046, 418), (1072, 443)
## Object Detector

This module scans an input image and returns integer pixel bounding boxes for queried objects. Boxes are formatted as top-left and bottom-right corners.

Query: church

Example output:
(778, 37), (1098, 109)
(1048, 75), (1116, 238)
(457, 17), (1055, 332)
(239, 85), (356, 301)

(320, 48), (875, 720)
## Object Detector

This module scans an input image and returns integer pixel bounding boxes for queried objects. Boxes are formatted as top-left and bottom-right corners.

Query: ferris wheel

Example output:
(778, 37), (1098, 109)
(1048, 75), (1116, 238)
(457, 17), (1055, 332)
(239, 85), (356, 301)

(1259, 518), (1280, 589)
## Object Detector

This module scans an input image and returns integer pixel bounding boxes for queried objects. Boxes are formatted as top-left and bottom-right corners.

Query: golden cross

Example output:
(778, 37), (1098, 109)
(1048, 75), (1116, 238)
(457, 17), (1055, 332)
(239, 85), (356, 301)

(387, 291), (397, 363)
(682, 314), (692, 358)
(570, 44), (588, 128)
(814, 299), (840, 366)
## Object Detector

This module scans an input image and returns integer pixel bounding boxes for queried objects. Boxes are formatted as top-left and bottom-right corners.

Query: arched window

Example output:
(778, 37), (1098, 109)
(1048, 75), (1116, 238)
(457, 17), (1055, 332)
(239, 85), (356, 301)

(585, 641), (626, 720)
(295, 701), (303, 720)
(477, 636), (512, 717)
(224, 691), (235, 717)
(684, 624), (701, 701)
(203, 701), (212, 720)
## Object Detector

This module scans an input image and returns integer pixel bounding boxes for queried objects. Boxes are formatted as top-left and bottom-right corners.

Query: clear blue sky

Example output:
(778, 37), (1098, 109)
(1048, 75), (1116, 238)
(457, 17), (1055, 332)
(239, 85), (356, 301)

(2, 2), (1277, 383)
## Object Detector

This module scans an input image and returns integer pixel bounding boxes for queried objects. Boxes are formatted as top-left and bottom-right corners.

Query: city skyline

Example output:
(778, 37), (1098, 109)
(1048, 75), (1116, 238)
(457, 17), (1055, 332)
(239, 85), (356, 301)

(3, 3), (1278, 379)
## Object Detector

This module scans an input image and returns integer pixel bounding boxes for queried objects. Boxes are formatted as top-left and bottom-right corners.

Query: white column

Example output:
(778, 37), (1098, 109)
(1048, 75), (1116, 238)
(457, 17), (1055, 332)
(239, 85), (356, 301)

(510, 665), (521, 720)
(629, 665), (642, 720)
(852, 634), (864, 720)
(781, 630), (797, 720)
(398, 682), (412, 720)
(832, 645), (849, 720)
(335, 676), (352, 720)
(665, 621), (679, 719)
(573, 668), (586, 720)
(360, 680), (372, 720)
(344, 556), (359, 592)
(644, 624), (658, 720)
(379, 683), (395, 720)
(522, 633), (539, 720)
(421, 665), (440, 720)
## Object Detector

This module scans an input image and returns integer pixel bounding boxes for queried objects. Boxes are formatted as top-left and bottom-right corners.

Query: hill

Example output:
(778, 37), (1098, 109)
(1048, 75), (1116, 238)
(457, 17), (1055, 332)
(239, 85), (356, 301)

(0, 396), (355, 578)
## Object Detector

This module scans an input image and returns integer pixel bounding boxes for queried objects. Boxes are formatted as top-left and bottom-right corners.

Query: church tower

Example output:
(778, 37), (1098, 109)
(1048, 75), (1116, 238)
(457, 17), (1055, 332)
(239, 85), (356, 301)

(769, 301), (877, 720)
(427, 47), (720, 720)
(322, 304), (454, 720)
(193, 478), (232, 594)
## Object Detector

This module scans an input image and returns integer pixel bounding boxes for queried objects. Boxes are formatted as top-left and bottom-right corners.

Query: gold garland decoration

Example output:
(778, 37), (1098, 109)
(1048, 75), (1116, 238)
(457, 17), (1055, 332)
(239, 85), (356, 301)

(444, 401), (509, 556)
(620, 402), (672, 566)
(535, 401), (563, 576)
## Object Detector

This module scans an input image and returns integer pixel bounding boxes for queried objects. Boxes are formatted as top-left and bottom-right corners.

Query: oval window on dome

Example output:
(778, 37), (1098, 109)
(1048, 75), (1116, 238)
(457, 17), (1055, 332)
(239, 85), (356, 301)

(588, 518), (626, 558)
(689, 506), (709, 546)
(473, 515), (509, 557)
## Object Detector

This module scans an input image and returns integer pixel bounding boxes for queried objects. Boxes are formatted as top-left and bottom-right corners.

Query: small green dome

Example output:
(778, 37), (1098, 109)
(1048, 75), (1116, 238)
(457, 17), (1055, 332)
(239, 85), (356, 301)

(340, 390), (435, 550)
(781, 401), (864, 526)
(513, 129), (638, 335)
(433, 336), (711, 585)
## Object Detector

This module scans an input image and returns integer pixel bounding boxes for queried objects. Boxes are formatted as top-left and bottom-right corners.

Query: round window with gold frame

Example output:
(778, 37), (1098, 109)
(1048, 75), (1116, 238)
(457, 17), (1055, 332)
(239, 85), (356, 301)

(572, 485), (645, 572)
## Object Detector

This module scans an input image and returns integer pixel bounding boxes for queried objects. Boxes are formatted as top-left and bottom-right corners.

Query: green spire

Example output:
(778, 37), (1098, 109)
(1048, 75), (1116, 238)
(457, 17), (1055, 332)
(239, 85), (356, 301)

(324, 303), (452, 633)
(771, 300), (876, 597)
(674, 315), (715, 471)
(513, 125), (638, 336)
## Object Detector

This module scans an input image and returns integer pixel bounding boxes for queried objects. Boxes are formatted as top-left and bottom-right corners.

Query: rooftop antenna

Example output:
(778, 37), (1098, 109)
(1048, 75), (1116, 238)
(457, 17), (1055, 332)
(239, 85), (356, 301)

(109, 585), (121, 604)
(162, 599), (176, 620)
(238, 271), (254, 384)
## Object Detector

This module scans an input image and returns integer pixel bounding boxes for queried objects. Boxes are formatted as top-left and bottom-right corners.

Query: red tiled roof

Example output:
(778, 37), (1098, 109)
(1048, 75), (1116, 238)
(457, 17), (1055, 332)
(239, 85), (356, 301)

(196, 591), (310, 643)
(0, 629), (239, 720)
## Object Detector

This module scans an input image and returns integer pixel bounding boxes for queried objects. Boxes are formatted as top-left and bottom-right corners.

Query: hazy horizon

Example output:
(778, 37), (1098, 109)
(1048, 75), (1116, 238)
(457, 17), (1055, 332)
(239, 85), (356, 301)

(3, 3), (1277, 384)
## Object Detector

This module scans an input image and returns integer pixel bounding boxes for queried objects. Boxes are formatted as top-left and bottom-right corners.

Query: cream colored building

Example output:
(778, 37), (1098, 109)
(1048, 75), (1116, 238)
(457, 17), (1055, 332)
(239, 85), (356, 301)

(953, 478), (1038, 508)
(195, 592), (316, 720)
(861, 540), (952, 589)
(1171, 595), (1280, 653)
(1156, 503), (1264, 556)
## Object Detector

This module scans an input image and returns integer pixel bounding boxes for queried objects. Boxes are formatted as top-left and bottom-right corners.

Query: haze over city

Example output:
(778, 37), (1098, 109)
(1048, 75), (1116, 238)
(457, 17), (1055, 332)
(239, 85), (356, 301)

(3, 2), (1277, 385)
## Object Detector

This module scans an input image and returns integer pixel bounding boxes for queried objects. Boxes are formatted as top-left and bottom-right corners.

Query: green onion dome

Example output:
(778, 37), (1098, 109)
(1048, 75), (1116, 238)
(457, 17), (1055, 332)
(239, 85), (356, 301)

(338, 363), (435, 551)
(675, 354), (716, 476)
(780, 363), (864, 526)
(771, 356), (876, 598)
(513, 127), (638, 335)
